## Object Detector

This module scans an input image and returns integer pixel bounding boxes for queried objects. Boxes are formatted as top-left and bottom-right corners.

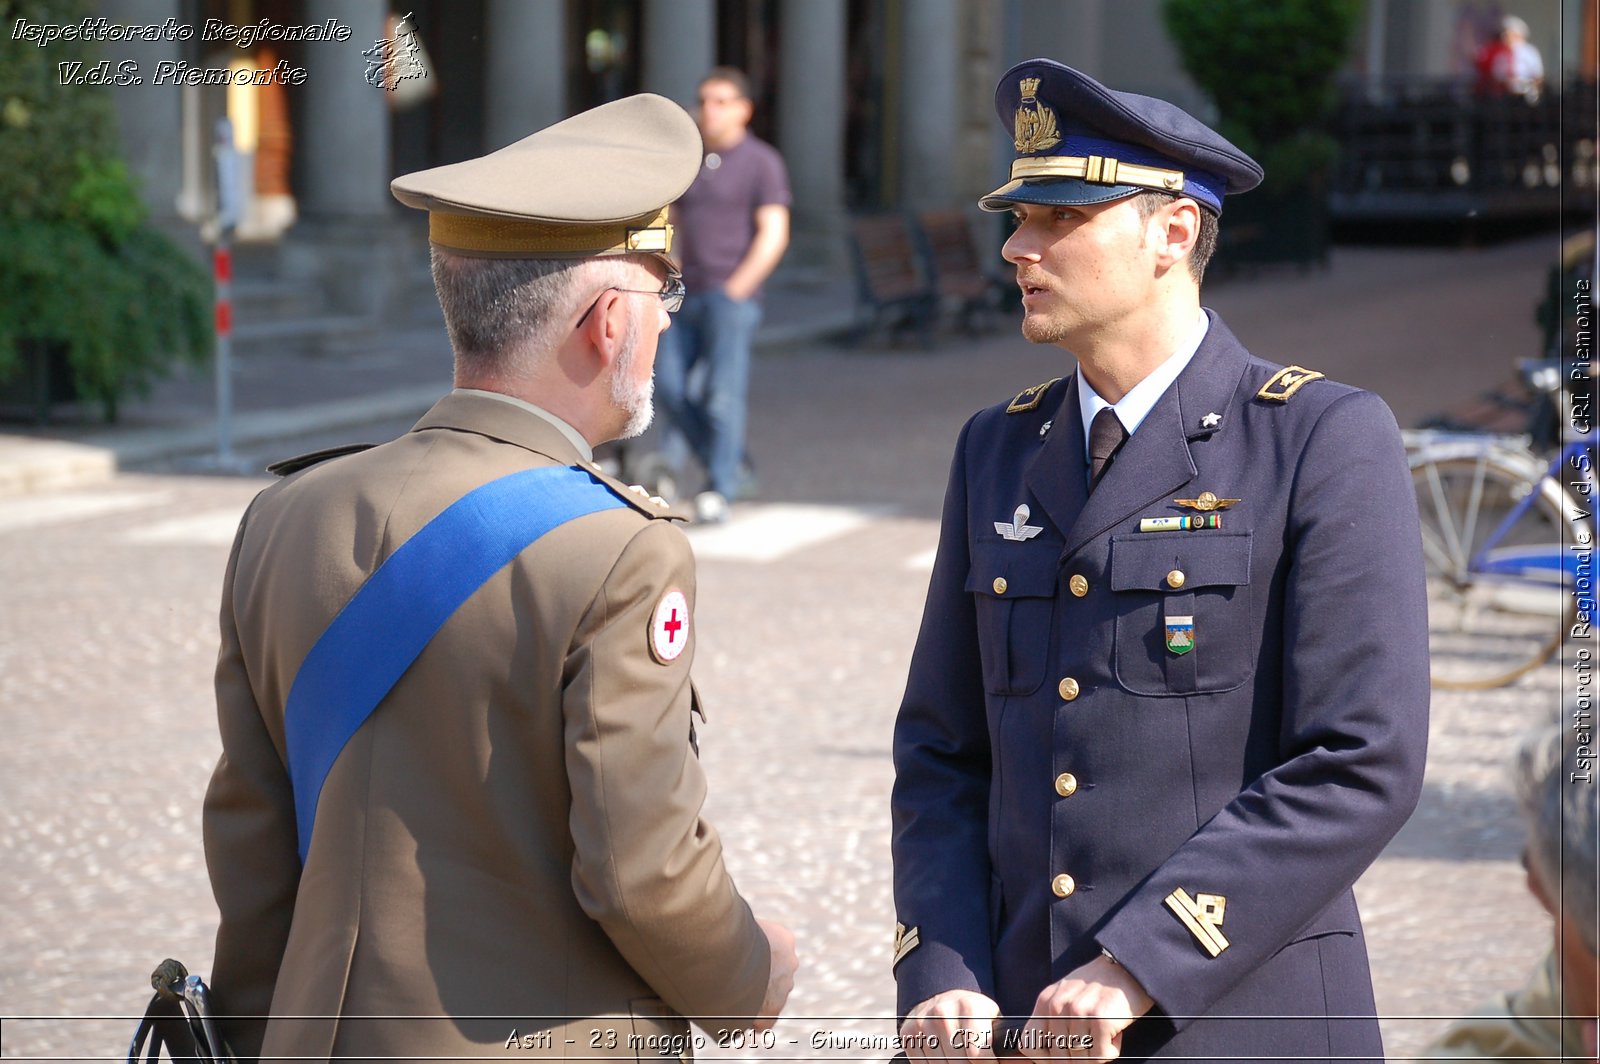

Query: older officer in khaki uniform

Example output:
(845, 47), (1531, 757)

(891, 61), (1429, 1062)
(203, 94), (797, 1062)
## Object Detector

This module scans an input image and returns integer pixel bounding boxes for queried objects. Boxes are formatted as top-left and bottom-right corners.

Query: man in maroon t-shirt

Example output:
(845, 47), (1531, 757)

(655, 67), (791, 523)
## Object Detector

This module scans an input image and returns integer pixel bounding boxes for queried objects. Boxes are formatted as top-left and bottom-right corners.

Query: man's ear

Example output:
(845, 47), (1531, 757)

(581, 289), (626, 369)
(1155, 197), (1202, 270)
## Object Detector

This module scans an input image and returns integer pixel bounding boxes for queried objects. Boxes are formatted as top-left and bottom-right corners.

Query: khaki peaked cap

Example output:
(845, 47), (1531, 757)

(391, 94), (701, 269)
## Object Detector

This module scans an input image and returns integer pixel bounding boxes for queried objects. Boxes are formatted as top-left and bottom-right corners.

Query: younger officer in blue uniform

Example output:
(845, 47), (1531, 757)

(890, 60), (1430, 1062)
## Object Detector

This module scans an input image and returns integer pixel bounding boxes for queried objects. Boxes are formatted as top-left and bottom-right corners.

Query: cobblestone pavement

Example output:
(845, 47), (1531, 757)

(1, 235), (1585, 1061)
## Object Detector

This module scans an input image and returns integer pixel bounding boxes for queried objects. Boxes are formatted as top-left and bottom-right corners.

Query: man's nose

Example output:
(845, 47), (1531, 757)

(1002, 226), (1039, 265)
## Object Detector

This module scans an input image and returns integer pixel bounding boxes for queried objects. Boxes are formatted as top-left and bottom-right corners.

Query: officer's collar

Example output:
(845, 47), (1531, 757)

(413, 390), (591, 466)
(1077, 309), (1209, 455)
(1172, 309), (1252, 441)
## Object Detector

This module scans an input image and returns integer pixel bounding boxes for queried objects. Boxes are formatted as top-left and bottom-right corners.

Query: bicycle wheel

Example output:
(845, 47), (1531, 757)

(1410, 445), (1584, 689)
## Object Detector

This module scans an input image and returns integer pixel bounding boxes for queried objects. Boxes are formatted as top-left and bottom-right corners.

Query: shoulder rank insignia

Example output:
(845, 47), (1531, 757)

(1256, 366), (1325, 402)
(1173, 491), (1240, 512)
(1007, 377), (1062, 414)
(892, 922), (921, 968)
(267, 442), (375, 477)
(1164, 888), (1230, 957)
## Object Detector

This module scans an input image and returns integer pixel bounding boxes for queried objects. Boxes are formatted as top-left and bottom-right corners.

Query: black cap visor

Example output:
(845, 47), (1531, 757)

(978, 176), (1145, 213)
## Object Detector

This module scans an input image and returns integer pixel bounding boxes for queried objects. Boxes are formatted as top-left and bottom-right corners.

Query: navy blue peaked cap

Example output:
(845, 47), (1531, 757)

(980, 59), (1263, 215)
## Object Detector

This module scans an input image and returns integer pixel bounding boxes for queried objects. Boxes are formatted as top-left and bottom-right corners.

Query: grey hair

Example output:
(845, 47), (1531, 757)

(1516, 722), (1600, 954)
(429, 249), (641, 377)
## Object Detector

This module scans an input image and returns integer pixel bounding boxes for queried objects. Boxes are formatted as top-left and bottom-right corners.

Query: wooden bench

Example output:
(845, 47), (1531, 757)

(911, 209), (1010, 332)
(847, 213), (936, 345)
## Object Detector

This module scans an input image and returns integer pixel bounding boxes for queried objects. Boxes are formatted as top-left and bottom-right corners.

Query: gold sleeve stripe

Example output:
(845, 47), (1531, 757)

(1164, 889), (1231, 957)
(892, 925), (921, 968)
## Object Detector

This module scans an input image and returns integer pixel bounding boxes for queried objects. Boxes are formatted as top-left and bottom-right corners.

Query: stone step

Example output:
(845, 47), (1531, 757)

(230, 313), (380, 360)
(232, 277), (328, 321)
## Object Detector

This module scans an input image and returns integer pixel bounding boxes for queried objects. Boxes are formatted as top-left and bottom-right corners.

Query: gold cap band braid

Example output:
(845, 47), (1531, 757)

(428, 207), (673, 258)
(1010, 154), (1185, 193)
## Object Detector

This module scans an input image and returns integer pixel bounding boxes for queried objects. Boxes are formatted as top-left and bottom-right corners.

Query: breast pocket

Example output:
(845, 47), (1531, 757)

(1110, 531), (1254, 696)
(966, 542), (1059, 696)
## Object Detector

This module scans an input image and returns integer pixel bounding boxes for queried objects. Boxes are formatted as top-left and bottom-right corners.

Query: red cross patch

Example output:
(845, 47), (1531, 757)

(649, 589), (690, 664)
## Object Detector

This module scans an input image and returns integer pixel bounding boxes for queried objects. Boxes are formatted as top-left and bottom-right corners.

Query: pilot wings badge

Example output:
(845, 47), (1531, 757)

(995, 503), (1044, 542)
(1013, 77), (1062, 154)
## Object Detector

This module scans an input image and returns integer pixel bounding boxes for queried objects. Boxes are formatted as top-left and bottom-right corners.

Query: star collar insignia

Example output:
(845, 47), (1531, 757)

(1200, 412), (1222, 429)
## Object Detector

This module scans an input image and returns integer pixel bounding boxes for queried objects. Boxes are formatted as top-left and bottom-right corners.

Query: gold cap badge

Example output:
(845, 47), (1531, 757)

(1013, 77), (1061, 154)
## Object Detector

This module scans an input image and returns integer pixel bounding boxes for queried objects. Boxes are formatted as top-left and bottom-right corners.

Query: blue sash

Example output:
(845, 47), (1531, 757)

(283, 465), (627, 862)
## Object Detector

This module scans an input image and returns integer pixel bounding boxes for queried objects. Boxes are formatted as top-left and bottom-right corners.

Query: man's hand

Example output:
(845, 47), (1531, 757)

(753, 919), (798, 1030)
(721, 203), (789, 302)
(1021, 954), (1152, 1062)
(901, 989), (1001, 1060)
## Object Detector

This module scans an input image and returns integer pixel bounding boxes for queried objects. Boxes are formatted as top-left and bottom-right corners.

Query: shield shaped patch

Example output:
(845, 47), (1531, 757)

(1165, 615), (1195, 655)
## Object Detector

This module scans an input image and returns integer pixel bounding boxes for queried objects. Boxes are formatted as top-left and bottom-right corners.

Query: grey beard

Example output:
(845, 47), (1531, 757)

(610, 313), (655, 439)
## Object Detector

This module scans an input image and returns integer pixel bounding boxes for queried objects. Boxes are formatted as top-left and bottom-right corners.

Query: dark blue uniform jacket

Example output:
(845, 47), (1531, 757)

(891, 312), (1430, 1061)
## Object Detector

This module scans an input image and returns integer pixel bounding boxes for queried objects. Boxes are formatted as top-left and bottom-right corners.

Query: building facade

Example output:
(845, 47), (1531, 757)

(92, 0), (1593, 302)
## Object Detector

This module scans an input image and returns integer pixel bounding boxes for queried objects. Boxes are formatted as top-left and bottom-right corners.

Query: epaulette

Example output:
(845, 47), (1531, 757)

(581, 461), (685, 522)
(267, 442), (376, 477)
(1256, 366), (1325, 403)
(1007, 377), (1062, 414)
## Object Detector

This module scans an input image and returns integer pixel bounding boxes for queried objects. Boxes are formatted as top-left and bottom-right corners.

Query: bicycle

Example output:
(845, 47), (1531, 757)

(1405, 362), (1595, 689)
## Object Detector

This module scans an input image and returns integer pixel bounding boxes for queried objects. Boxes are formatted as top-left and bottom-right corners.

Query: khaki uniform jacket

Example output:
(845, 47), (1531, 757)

(1425, 951), (1590, 1062)
(203, 392), (770, 1062)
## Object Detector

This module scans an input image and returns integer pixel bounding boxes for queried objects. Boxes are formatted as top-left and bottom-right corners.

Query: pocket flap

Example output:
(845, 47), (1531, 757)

(966, 541), (1061, 598)
(1110, 531), (1253, 591)
(1282, 891), (1359, 948)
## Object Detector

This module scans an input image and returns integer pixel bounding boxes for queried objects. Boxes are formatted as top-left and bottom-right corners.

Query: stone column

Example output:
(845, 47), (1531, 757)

(1363, 0), (1389, 94)
(1014, 0), (1101, 74)
(641, 0), (715, 108)
(777, 0), (847, 270)
(485, 0), (566, 150)
(1410, 0), (1459, 77)
(297, 0), (390, 219)
(289, 0), (399, 313)
(100, 0), (184, 227)
(896, 0), (960, 209)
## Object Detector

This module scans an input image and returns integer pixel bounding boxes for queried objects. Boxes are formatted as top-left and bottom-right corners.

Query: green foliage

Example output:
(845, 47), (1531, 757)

(1162, 0), (1361, 182)
(0, 217), (212, 415)
(0, 0), (211, 418)
(0, 0), (122, 221)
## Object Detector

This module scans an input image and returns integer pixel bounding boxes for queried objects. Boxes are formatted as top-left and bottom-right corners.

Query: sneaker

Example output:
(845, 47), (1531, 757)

(694, 490), (730, 525)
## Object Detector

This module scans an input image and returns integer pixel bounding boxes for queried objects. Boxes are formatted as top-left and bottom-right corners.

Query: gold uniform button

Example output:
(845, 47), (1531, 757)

(1052, 874), (1077, 898)
(1166, 569), (1186, 589)
(1055, 772), (1078, 797)
(993, 576), (1008, 595)
(1069, 574), (1089, 597)
(1058, 677), (1080, 701)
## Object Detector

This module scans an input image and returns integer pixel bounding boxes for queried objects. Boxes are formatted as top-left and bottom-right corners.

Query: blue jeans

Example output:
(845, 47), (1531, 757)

(653, 290), (762, 497)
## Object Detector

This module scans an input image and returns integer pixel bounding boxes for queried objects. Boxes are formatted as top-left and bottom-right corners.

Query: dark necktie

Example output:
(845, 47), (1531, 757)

(1088, 407), (1128, 491)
